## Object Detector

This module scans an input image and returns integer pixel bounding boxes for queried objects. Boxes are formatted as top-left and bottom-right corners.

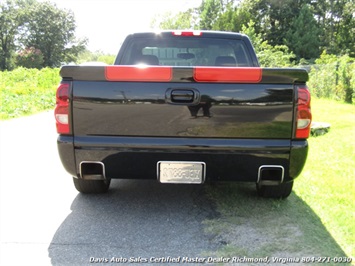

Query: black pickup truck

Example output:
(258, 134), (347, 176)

(55, 31), (311, 198)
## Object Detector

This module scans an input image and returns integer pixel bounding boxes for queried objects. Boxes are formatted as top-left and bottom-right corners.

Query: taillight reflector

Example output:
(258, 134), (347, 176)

(55, 83), (70, 134)
(194, 67), (262, 83)
(105, 66), (172, 82)
(296, 86), (312, 139)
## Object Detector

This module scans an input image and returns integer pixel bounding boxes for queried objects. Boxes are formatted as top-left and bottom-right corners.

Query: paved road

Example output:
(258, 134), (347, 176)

(0, 112), (219, 266)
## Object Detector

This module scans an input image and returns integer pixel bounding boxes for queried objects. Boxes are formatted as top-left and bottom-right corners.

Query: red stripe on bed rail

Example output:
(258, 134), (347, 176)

(105, 66), (173, 82)
(193, 67), (262, 83)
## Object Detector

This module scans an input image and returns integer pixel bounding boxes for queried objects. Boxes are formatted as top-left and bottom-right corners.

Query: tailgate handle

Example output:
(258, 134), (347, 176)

(166, 88), (200, 105)
(172, 90), (193, 101)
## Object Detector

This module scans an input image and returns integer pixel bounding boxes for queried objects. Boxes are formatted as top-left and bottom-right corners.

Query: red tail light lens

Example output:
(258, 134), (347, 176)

(296, 86), (312, 139)
(55, 82), (70, 134)
(194, 67), (262, 83)
(172, 31), (202, 36)
(105, 66), (172, 82)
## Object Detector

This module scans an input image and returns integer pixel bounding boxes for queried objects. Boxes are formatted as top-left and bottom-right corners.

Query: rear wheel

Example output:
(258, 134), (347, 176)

(73, 177), (111, 194)
(256, 181), (293, 199)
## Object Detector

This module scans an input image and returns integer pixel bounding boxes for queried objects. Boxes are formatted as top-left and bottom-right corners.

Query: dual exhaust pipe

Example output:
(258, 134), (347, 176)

(257, 165), (284, 186)
(79, 162), (285, 185)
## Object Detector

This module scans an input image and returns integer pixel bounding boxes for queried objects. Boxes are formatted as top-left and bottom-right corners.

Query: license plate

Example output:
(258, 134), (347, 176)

(158, 161), (206, 184)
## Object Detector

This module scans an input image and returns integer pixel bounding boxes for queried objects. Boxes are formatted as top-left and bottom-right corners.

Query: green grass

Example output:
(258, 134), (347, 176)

(0, 67), (60, 120)
(203, 98), (354, 262)
(294, 98), (355, 257)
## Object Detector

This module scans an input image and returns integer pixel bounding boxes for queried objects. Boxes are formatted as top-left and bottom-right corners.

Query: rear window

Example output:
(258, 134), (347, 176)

(120, 37), (253, 67)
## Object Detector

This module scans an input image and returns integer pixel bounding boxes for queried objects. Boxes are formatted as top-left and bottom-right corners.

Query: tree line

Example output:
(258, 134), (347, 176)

(152, 0), (354, 63)
(0, 0), (86, 70)
(2, 0), (353, 71)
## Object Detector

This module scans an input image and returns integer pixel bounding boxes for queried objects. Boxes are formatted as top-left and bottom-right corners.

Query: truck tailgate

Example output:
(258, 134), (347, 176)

(72, 82), (294, 139)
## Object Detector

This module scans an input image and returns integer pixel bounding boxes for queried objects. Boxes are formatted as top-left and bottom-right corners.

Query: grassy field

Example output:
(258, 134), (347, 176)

(204, 98), (354, 263)
(0, 67), (60, 120)
(294, 99), (354, 258)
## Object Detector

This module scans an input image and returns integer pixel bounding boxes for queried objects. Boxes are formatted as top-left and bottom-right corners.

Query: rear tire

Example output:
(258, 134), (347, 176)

(73, 177), (111, 194)
(256, 181), (293, 199)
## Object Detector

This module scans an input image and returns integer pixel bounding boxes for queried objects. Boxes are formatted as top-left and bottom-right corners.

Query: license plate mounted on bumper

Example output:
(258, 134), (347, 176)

(157, 161), (206, 184)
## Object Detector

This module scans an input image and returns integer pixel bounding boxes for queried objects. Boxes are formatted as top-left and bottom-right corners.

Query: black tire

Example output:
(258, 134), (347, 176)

(73, 177), (111, 194)
(256, 181), (293, 199)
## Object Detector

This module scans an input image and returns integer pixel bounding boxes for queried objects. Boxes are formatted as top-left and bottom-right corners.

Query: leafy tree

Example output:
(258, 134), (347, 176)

(310, 0), (354, 56)
(199, 0), (222, 30)
(243, 0), (313, 46)
(16, 46), (44, 68)
(240, 20), (262, 51)
(334, 0), (355, 57)
(211, 3), (237, 31)
(0, 0), (28, 70)
(153, 0), (354, 61)
(212, 2), (251, 32)
(241, 21), (295, 67)
(19, 1), (87, 67)
(151, 8), (199, 30)
(285, 4), (320, 60)
(0, 0), (86, 69)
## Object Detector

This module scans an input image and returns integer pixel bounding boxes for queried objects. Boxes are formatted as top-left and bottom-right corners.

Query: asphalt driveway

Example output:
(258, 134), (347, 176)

(0, 111), (220, 266)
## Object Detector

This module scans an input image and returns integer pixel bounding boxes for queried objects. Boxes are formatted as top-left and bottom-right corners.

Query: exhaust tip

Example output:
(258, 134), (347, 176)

(80, 161), (106, 180)
(258, 165), (284, 186)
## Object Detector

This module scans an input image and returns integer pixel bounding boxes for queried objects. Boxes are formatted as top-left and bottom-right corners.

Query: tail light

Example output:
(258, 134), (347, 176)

(172, 31), (202, 36)
(295, 86), (312, 139)
(55, 82), (70, 134)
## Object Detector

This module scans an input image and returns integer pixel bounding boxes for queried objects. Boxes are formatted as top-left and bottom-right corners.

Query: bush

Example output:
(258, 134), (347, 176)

(77, 50), (115, 65)
(257, 43), (295, 67)
(16, 47), (44, 69)
(308, 52), (354, 103)
(0, 67), (60, 119)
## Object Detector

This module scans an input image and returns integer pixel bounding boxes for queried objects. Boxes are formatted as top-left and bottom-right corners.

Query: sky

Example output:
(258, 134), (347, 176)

(43, 0), (202, 54)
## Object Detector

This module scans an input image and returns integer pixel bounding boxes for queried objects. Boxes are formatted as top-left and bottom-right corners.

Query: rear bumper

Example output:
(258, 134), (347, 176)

(57, 136), (308, 183)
